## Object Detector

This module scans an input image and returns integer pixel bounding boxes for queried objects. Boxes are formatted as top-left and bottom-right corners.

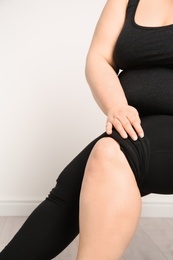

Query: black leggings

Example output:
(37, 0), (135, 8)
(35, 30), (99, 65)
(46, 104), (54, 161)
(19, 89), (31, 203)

(1, 115), (173, 260)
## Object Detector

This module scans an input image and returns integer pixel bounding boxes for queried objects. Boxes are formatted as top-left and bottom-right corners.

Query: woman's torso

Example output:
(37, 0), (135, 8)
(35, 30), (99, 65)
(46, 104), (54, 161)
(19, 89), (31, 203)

(113, 0), (173, 117)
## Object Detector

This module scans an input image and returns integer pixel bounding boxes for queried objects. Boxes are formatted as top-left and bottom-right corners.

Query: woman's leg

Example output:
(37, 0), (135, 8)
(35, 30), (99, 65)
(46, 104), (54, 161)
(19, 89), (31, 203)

(76, 138), (141, 260)
(0, 133), (108, 260)
(76, 115), (173, 260)
(0, 128), (149, 260)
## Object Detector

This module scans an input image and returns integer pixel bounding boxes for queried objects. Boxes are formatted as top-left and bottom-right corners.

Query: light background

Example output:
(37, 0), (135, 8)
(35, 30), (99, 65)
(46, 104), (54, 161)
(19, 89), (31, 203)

(0, 0), (172, 217)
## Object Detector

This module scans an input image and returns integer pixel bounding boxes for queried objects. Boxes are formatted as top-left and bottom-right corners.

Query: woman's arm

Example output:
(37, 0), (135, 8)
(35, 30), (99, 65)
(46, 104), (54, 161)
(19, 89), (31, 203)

(85, 0), (144, 140)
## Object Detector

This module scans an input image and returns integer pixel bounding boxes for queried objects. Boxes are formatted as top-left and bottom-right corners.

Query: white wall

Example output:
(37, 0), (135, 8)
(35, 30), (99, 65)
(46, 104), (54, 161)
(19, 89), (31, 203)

(0, 0), (173, 217)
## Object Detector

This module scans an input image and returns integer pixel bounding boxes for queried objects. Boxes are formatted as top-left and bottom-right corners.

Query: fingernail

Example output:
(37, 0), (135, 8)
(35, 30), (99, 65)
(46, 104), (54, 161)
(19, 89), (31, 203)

(132, 135), (138, 141)
(139, 132), (144, 138)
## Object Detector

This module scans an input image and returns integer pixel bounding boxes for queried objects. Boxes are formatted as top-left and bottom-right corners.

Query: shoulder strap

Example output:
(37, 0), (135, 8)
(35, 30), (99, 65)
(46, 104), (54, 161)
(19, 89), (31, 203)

(127, 0), (139, 8)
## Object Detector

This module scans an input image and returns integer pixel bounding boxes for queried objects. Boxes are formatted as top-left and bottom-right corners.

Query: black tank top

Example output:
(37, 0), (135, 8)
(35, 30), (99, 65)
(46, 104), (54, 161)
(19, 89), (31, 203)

(113, 0), (173, 117)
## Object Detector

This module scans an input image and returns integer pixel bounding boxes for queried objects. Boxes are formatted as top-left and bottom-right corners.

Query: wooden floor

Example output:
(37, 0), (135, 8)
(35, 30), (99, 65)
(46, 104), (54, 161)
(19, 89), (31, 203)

(0, 217), (173, 259)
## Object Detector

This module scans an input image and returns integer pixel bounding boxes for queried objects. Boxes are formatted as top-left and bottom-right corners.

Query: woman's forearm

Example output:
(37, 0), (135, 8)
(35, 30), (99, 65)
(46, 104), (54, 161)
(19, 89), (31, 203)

(85, 53), (128, 116)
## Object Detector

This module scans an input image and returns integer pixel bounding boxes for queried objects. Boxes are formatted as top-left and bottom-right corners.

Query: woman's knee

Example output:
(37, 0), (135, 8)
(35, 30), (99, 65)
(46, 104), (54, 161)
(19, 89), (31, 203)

(89, 137), (127, 164)
(83, 137), (132, 185)
(82, 137), (140, 197)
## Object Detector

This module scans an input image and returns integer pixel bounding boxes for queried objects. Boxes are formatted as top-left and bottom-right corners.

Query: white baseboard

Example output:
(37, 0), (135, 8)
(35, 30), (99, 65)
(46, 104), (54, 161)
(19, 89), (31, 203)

(0, 200), (40, 216)
(141, 203), (173, 217)
(141, 194), (173, 217)
(0, 195), (173, 217)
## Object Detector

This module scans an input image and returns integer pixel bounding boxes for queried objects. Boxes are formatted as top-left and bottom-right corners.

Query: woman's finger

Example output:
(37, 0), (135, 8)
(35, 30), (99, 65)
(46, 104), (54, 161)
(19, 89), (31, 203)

(129, 118), (144, 138)
(118, 116), (138, 140)
(112, 118), (128, 139)
(105, 121), (113, 135)
(132, 121), (144, 138)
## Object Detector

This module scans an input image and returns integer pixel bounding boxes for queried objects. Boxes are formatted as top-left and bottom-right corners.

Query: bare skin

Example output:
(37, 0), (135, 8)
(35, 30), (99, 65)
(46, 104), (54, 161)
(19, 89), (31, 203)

(76, 0), (173, 259)
(76, 138), (142, 260)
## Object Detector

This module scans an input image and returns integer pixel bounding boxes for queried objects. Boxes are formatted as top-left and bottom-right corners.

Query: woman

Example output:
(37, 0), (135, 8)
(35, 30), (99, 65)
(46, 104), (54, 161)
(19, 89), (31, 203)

(1, 0), (173, 259)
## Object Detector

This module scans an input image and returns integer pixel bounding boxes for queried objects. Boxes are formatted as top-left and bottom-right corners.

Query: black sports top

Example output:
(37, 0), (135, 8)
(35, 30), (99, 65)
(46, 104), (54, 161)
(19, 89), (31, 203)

(113, 0), (173, 117)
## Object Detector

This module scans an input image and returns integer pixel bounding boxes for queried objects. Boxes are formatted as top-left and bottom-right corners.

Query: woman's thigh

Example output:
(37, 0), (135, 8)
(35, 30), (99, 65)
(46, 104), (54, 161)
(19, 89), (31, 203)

(140, 114), (173, 194)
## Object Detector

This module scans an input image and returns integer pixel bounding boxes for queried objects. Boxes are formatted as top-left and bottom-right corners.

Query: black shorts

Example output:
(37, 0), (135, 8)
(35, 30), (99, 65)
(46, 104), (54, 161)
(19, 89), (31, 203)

(109, 114), (173, 195)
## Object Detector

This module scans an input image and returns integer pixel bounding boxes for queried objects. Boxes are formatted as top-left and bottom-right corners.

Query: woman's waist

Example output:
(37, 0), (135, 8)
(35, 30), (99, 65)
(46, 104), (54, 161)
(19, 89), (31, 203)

(118, 66), (173, 93)
(118, 66), (173, 117)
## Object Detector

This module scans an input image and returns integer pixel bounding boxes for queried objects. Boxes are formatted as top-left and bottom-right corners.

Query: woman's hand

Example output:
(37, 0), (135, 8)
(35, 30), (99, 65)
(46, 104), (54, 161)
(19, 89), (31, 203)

(105, 105), (144, 141)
